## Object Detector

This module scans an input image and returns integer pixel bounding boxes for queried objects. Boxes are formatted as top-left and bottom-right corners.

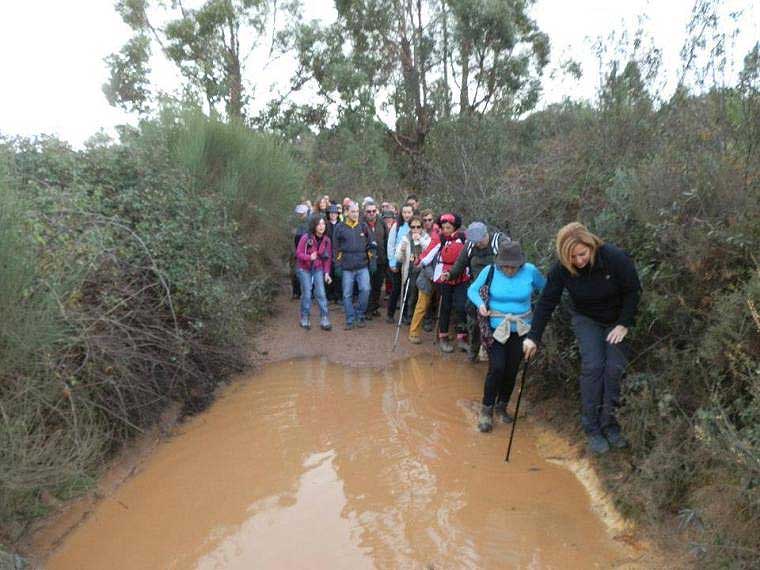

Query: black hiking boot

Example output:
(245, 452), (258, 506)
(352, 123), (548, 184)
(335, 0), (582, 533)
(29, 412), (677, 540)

(478, 405), (494, 433)
(603, 427), (629, 449)
(494, 401), (513, 424)
(588, 434), (610, 455)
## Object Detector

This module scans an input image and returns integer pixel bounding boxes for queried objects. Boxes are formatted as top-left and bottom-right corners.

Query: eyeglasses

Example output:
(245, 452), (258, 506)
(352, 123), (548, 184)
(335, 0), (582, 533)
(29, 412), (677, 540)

(410, 225), (422, 229)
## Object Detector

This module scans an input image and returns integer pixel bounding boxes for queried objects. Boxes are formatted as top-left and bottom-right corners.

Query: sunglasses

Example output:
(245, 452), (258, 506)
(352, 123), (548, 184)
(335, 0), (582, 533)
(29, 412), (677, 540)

(410, 224), (422, 229)
(423, 218), (433, 222)
(366, 209), (377, 213)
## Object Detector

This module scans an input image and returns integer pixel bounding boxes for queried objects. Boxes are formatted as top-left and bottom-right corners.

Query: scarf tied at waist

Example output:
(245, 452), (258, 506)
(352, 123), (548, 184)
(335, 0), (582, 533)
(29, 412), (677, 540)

(487, 310), (532, 343)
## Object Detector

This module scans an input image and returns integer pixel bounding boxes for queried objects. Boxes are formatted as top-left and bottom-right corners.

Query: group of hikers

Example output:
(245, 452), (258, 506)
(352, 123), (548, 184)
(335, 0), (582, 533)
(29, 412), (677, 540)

(291, 194), (641, 455)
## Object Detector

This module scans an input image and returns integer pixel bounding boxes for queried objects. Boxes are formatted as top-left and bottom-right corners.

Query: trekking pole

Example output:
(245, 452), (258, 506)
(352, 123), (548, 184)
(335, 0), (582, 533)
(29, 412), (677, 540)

(392, 272), (412, 351)
(505, 360), (529, 462)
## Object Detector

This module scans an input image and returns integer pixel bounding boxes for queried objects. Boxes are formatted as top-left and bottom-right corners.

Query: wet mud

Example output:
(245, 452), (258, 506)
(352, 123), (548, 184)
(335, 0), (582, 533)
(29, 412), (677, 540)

(45, 356), (648, 569)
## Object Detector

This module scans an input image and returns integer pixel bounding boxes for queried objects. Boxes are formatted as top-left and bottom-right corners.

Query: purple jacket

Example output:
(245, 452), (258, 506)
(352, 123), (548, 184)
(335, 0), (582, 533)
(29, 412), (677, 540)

(296, 233), (332, 274)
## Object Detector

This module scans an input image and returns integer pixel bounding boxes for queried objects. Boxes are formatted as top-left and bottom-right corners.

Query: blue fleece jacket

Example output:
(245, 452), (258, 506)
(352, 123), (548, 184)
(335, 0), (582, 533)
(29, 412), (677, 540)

(467, 263), (546, 331)
(387, 222), (410, 269)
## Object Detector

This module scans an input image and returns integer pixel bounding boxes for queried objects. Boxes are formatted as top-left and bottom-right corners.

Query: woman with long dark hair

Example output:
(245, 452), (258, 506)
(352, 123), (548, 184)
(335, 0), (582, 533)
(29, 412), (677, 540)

(386, 203), (415, 323)
(295, 215), (333, 331)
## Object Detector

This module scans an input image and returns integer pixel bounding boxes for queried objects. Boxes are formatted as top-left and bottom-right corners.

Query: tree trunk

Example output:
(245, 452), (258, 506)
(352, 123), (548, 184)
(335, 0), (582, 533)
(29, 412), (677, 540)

(460, 38), (470, 113)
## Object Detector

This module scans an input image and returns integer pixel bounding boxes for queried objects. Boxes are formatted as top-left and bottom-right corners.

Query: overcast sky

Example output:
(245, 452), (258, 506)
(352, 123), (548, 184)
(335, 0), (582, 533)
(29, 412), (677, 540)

(0, 0), (757, 147)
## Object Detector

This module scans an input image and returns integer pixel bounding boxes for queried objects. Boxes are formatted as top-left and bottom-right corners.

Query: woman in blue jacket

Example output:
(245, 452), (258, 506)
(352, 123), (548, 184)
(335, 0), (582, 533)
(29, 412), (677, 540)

(467, 241), (545, 433)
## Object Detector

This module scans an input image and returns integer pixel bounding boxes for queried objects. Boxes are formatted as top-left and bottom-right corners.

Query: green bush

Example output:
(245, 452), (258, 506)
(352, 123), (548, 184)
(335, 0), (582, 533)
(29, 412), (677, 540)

(0, 111), (304, 543)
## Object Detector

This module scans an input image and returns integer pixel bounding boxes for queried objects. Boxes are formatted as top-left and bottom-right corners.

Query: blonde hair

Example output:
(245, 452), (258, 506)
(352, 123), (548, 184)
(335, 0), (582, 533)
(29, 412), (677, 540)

(556, 222), (603, 276)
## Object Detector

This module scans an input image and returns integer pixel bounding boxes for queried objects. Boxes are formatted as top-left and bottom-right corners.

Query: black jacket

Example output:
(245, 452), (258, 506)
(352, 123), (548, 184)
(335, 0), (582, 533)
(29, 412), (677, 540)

(362, 217), (388, 265)
(528, 244), (641, 343)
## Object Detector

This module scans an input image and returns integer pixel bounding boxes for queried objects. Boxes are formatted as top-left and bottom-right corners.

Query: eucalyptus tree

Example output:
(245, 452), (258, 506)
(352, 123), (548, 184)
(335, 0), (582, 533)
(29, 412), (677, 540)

(105, 0), (298, 120)
(289, 0), (549, 155)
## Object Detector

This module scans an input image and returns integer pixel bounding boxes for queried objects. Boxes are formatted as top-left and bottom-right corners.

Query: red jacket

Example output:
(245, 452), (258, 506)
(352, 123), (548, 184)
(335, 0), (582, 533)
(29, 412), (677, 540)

(419, 231), (469, 285)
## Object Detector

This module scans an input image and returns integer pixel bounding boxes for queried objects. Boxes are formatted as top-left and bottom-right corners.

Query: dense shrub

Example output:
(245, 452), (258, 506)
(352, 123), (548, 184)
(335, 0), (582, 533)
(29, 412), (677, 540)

(0, 111), (302, 544)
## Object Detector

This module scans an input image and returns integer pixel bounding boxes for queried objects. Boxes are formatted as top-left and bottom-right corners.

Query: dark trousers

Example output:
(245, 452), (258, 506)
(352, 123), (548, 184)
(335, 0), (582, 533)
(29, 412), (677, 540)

(571, 313), (628, 436)
(405, 270), (420, 321)
(367, 262), (387, 314)
(291, 269), (301, 297)
(483, 333), (524, 407)
(326, 268), (340, 302)
(438, 282), (467, 335)
(465, 301), (480, 353)
(387, 270), (402, 317)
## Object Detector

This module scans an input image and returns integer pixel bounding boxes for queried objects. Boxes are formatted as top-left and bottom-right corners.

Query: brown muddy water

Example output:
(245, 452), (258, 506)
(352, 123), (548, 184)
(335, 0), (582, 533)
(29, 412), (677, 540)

(45, 356), (643, 569)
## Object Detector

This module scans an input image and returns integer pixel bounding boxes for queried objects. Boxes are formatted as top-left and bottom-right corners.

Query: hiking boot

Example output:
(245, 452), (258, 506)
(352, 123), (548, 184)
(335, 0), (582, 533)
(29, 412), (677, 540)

(356, 317), (367, 328)
(408, 336), (422, 344)
(457, 337), (469, 352)
(588, 434), (610, 455)
(604, 427), (629, 449)
(494, 401), (513, 424)
(422, 320), (433, 332)
(467, 346), (478, 363)
(344, 322), (354, 331)
(300, 315), (310, 330)
(402, 316), (412, 325)
(478, 405), (494, 433)
(320, 317), (332, 331)
(385, 315), (395, 324)
(439, 339), (454, 353)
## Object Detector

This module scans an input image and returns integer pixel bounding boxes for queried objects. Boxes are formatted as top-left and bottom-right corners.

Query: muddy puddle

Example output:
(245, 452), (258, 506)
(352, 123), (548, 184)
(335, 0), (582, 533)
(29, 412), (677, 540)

(45, 356), (642, 569)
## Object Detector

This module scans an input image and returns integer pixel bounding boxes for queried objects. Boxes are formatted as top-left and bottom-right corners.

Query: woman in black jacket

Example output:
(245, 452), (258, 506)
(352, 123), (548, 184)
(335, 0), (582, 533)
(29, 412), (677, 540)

(523, 222), (641, 455)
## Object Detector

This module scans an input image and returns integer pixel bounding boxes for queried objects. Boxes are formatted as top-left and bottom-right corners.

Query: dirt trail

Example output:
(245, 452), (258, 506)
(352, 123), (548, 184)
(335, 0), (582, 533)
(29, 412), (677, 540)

(26, 291), (659, 568)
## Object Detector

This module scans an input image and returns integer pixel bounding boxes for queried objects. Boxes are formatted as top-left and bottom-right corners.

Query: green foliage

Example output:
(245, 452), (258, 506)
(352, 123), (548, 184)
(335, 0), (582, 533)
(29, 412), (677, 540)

(290, 0), (549, 161)
(0, 112), (302, 541)
(307, 117), (400, 201)
(108, 0), (300, 119)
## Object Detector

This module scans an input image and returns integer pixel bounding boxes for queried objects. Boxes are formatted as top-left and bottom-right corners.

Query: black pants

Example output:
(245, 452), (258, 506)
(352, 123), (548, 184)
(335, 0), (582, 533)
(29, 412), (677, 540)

(438, 282), (467, 335)
(291, 269), (301, 297)
(367, 262), (387, 314)
(326, 267), (340, 302)
(405, 270), (420, 321)
(387, 270), (402, 318)
(483, 334), (524, 407)
(465, 301), (480, 353)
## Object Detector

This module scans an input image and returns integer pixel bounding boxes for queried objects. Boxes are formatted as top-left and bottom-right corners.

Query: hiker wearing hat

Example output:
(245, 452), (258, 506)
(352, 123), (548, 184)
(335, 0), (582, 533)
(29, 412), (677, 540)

(295, 215), (333, 331)
(325, 203), (342, 303)
(362, 200), (388, 319)
(446, 221), (512, 361)
(467, 241), (545, 432)
(523, 223), (642, 454)
(333, 202), (375, 329)
(418, 212), (469, 353)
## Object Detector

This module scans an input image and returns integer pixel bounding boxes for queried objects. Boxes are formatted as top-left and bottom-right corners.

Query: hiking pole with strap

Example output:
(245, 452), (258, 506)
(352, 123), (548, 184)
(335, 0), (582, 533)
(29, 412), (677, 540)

(392, 272), (412, 351)
(505, 360), (529, 462)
